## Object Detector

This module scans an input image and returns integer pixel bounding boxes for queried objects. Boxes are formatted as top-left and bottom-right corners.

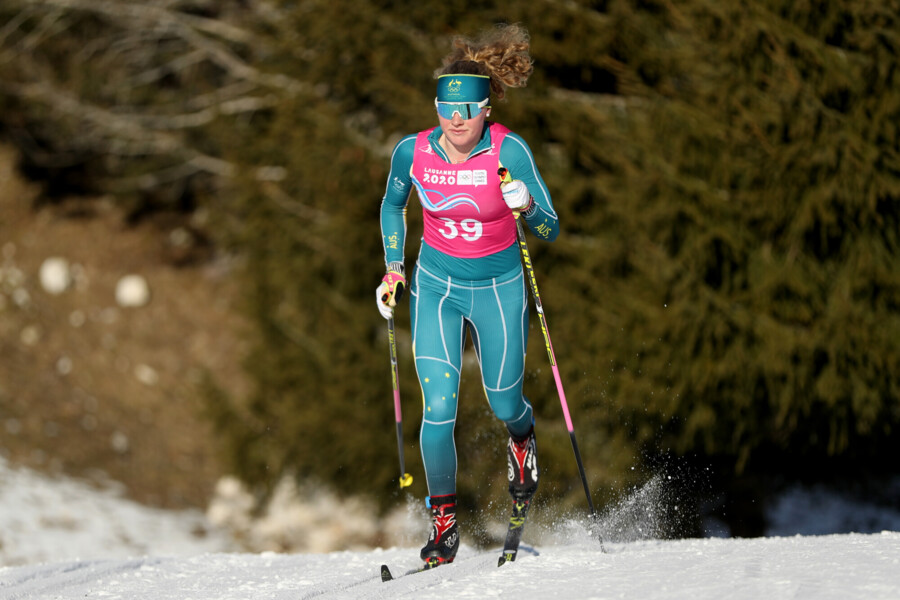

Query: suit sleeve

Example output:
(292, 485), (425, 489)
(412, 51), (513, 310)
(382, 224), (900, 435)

(380, 135), (416, 266)
(499, 132), (559, 242)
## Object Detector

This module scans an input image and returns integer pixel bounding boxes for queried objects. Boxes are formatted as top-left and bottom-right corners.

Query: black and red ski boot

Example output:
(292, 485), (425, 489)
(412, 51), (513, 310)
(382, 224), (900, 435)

(499, 427), (539, 566)
(507, 426), (539, 501)
(420, 494), (459, 569)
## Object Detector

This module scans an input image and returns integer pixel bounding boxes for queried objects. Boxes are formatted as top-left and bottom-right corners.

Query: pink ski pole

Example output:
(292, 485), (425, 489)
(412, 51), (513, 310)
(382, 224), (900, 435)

(500, 168), (597, 519)
(388, 317), (413, 489)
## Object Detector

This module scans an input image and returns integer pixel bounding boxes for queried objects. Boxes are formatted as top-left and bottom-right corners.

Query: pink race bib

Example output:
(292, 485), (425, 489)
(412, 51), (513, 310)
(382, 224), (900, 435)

(411, 123), (516, 259)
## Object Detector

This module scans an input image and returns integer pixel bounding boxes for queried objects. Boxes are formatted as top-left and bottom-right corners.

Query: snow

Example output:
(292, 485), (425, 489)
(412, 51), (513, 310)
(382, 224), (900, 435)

(0, 457), (234, 567)
(1, 458), (899, 599)
(3, 533), (899, 599)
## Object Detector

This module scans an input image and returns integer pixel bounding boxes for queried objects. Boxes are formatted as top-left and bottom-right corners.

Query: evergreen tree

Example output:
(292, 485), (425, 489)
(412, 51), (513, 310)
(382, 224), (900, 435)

(525, 0), (900, 530)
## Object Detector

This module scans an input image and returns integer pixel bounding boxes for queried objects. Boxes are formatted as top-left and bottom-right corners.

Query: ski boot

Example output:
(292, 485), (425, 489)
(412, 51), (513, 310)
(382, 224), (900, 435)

(507, 425), (539, 501)
(420, 494), (459, 569)
(499, 426), (539, 565)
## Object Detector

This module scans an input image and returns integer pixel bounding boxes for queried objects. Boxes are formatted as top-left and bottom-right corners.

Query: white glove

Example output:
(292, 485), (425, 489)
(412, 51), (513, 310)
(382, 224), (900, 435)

(501, 180), (533, 212)
(376, 285), (393, 319)
(376, 263), (405, 320)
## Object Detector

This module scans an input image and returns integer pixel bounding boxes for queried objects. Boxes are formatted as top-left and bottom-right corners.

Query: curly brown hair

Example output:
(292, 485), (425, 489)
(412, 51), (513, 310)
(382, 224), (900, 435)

(435, 23), (533, 102)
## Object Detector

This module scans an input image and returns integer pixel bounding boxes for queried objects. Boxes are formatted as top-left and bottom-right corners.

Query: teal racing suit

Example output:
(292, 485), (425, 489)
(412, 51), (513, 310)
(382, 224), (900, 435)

(380, 121), (559, 496)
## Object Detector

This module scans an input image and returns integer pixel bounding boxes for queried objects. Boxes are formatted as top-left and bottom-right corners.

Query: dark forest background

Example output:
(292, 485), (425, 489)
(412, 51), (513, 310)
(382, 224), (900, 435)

(1, 0), (898, 537)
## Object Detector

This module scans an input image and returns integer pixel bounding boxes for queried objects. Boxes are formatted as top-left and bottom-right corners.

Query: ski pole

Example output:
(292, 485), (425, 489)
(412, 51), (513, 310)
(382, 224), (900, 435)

(499, 168), (597, 520)
(387, 317), (413, 489)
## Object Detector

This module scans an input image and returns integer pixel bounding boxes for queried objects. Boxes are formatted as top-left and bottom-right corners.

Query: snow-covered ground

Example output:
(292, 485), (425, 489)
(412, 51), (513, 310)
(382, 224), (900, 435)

(3, 529), (899, 599)
(0, 457), (235, 567)
(1, 457), (899, 599)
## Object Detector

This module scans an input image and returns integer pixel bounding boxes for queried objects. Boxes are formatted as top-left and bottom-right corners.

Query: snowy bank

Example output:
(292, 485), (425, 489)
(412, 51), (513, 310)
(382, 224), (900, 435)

(0, 457), (234, 567)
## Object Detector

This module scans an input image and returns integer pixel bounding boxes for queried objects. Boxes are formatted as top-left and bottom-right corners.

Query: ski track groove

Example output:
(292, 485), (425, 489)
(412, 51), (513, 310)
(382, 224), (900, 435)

(0, 558), (154, 599)
(289, 548), (503, 600)
(361, 549), (511, 598)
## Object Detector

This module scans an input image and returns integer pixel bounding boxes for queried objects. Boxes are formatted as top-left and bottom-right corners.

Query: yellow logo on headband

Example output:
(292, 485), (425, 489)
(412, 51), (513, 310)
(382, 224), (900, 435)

(447, 78), (462, 92)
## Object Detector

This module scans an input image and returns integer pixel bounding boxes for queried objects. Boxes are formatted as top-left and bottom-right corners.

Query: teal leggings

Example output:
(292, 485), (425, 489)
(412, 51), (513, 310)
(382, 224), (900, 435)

(410, 262), (534, 496)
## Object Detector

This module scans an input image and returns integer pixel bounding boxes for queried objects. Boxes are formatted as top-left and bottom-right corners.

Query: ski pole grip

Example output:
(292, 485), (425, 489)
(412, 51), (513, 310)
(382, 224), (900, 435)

(498, 168), (522, 218)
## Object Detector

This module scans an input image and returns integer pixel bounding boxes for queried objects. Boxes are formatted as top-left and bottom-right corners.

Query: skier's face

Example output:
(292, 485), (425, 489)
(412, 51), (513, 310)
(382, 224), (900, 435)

(437, 106), (489, 154)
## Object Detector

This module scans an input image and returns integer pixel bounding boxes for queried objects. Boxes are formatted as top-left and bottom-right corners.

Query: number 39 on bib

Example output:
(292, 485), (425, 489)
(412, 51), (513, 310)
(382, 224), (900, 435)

(438, 218), (483, 241)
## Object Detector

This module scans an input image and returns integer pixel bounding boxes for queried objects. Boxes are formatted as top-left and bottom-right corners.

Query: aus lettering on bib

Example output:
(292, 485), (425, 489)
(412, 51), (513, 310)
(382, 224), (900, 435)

(411, 124), (516, 259)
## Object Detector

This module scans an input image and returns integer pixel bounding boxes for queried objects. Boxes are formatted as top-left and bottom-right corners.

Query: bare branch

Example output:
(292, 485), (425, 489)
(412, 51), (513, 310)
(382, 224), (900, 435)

(0, 0), (314, 199)
(11, 0), (309, 94)
(17, 0), (256, 44)
(130, 49), (206, 86)
(0, 7), (37, 46)
(1, 77), (285, 185)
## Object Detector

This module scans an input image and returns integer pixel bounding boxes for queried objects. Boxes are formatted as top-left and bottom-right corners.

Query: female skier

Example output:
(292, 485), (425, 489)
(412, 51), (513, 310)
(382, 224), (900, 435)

(375, 24), (559, 568)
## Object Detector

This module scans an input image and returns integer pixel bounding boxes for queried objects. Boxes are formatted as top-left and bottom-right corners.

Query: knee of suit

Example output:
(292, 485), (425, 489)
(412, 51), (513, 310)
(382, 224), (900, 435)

(422, 391), (458, 422)
(486, 391), (531, 423)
